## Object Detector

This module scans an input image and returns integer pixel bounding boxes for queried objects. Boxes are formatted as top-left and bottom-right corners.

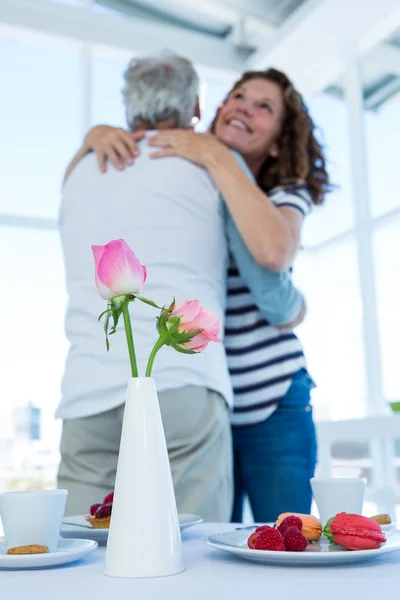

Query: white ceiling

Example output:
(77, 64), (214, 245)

(86, 0), (400, 105)
(326, 33), (400, 111)
(1, 0), (400, 104)
(96, 0), (308, 38)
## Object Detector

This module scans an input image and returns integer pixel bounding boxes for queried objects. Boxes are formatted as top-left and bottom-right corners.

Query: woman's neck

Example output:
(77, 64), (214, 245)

(244, 155), (265, 178)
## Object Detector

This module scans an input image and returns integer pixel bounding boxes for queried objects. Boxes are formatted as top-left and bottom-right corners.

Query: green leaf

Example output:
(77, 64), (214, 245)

(170, 343), (197, 355)
(156, 316), (162, 336)
(169, 297), (176, 312)
(111, 296), (126, 312)
(166, 316), (181, 334)
(110, 306), (122, 334)
(134, 295), (164, 310)
(173, 330), (201, 343)
(98, 309), (109, 323)
(103, 309), (111, 351)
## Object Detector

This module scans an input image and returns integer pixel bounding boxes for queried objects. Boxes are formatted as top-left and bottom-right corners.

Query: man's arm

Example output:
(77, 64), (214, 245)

(223, 151), (306, 328)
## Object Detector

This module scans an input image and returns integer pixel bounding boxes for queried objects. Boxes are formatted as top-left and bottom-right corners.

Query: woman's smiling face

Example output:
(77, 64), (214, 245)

(214, 77), (285, 173)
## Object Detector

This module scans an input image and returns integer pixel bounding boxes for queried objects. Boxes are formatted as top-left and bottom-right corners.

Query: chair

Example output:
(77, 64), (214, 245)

(316, 414), (400, 516)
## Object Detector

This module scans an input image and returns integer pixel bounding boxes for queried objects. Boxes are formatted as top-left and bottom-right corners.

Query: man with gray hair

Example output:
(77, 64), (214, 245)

(57, 53), (304, 520)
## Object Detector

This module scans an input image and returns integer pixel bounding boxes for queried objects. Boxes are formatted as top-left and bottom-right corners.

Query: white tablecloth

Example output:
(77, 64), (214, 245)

(2, 523), (400, 599)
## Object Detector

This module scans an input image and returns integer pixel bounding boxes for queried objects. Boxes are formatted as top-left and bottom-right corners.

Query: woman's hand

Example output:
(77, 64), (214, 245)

(84, 125), (145, 172)
(148, 130), (226, 168)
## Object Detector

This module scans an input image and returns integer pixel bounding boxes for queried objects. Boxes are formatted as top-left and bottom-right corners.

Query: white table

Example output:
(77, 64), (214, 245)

(2, 523), (400, 599)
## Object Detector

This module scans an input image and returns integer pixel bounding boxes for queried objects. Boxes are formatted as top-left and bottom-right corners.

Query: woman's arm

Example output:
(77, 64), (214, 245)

(225, 200), (306, 328)
(148, 130), (305, 271)
(207, 147), (303, 271)
(220, 155), (306, 330)
(63, 125), (143, 184)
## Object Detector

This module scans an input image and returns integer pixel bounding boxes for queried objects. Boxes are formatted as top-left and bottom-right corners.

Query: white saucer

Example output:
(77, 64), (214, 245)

(0, 538), (98, 569)
(205, 528), (400, 567)
(381, 522), (395, 532)
(61, 513), (203, 543)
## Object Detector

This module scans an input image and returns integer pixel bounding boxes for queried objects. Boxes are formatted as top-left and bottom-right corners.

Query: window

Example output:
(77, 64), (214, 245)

(0, 227), (67, 489)
(304, 93), (354, 247)
(0, 25), (82, 219)
(373, 221), (400, 402)
(91, 45), (135, 127)
(43, 0), (83, 5)
(294, 239), (366, 420)
(365, 92), (400, 218)
(196, 66), (238, 132)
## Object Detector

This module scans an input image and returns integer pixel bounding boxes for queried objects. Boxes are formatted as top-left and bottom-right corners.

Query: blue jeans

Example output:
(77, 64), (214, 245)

(231, 368), (317, 523)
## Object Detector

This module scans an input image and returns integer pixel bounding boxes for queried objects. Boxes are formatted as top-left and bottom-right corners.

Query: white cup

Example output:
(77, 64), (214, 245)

(0, 489), (68, 552)
(310, 477), (366, 525)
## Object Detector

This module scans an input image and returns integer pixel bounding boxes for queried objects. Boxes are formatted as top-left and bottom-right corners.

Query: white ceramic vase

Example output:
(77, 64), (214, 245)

(104, 377), (184, 578)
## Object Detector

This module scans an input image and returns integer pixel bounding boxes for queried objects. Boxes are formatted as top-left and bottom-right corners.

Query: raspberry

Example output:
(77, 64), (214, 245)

(95, 502), (112, 519)
(89, 503), (102, 516)
(103, 492), (114, 504)
(283, 527), (308, 552)
(255, 525), (272, 534)
(254, 527), (285, 551)
(277, 515), (303, 536)
(247, 532), (259, 549)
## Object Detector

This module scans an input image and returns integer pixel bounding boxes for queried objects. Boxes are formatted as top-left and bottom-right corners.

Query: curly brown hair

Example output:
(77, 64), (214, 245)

(210, 68), (331, 205)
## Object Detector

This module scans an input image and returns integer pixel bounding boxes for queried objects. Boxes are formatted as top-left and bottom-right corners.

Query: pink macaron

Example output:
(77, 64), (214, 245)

(330, 512), (386, 550)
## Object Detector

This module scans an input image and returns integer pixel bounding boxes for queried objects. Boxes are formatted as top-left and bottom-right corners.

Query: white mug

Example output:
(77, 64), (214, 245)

(0, 489), (68, 552)
(310, 477), (366, 526)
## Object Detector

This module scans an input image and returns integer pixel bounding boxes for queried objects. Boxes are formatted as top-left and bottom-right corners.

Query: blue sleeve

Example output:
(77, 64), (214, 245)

(222, 151), (303, 326)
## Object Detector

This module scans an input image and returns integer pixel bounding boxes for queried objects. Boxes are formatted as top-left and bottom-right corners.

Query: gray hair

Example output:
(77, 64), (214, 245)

(122, 53), (199, 130)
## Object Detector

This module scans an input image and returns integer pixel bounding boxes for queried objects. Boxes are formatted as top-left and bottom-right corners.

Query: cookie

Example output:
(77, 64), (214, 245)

(6, 544), (50, 555)
(370, 514), (392, 525)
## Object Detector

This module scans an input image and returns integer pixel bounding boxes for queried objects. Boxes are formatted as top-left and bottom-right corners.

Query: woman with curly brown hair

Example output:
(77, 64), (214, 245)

(67, 67), (330, 522)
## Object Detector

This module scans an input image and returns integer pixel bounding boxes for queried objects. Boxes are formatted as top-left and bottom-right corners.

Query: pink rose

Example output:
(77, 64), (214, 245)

(170, 300), (221, 352)
(92, 239), (147, 300)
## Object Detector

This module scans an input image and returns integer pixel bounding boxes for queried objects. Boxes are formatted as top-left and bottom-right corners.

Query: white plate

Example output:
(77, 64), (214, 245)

(61, 513), (203, 543)
(236, 521), (395, 535)
(205, 528), (400, 566)
(381, 522), (395, 532)
(0, 538), (98, 569)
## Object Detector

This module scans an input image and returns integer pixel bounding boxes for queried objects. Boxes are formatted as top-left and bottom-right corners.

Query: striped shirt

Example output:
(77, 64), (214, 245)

(225, 185), (312, 426)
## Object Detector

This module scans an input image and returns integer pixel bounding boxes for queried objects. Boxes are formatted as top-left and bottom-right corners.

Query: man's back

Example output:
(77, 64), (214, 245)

(57, 134), (232, 419)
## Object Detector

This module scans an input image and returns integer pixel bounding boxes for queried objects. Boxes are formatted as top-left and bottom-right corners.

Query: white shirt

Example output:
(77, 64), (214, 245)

(56, 133), (232, 420)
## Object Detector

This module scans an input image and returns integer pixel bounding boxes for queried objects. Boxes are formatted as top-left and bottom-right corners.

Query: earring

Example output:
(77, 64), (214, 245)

(270, 150), (278, 158)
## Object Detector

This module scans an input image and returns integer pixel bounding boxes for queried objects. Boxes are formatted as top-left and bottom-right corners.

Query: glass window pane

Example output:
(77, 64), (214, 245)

(43, 0), (83, 5)
(91, 45), (137, 127)
(0, 227), (67, 491)
(365, 92), (400, 218)
(196, 67), (237, 132)
(374, 221), (400, 402)
(0, 25), (82, 219)
(304, 93), (354, 247)
(294, 239), (366, 420)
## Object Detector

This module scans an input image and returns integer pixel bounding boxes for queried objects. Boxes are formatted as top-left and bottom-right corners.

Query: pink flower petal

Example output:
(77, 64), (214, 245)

(168, 299), (221, 353)
(185, 332), (209, 350)
(98, 239), (146, 296)
(171, 300), (200, 324)
(92, 245), (114, 300)
(193, 307), (221, 336)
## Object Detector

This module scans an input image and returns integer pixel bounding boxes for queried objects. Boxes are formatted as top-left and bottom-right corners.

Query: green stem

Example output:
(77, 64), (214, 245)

(122, 301), (138, 378)
(145, 337), (165, 377)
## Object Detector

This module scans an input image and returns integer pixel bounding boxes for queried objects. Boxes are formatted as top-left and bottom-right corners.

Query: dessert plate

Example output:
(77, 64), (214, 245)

(61, 513), (203, 543)
(380, 522), (395, 533)
(236, 521), (395, 535)
(0, 538), (97, 569)
(205, 528), (400, 566)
